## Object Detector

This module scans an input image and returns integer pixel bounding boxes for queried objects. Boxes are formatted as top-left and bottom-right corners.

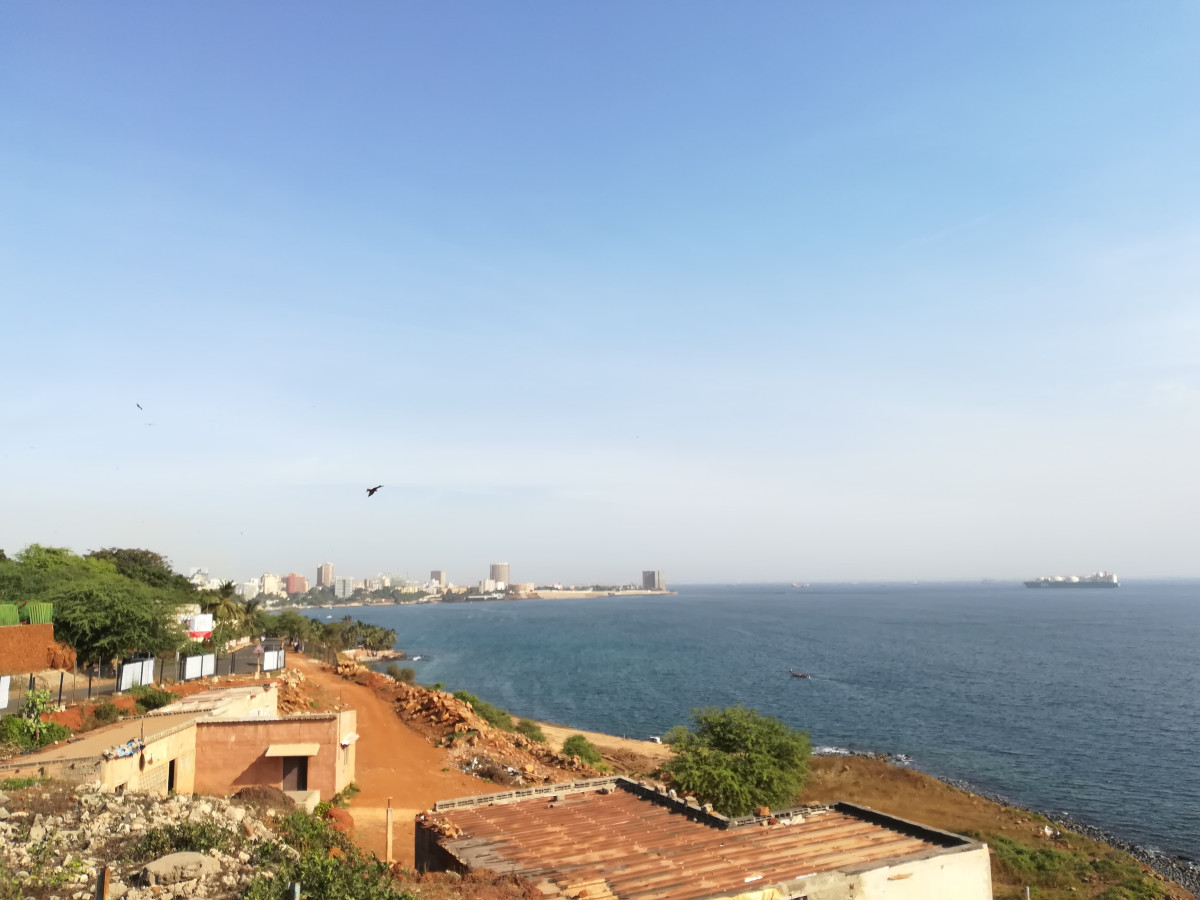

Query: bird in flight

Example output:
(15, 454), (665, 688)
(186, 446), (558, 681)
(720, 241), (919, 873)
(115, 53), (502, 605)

(136, 403), (143, 410)
(366, 485), (383, 497)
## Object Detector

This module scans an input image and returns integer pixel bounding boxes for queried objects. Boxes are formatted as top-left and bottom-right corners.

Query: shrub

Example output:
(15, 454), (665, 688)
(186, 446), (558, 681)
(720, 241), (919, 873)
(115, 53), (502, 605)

(126, 822), (238, 863)
(515, 719), (545, 742)
(130, 684), (175, 713)
(91, 700), (122, 725)
(661, 705), (811, 817)
(0, 689), (71, 750)
(385, 664), (416, 683)
(562, 735), (602, 765)
(453, 690), (514, 732)
(243, 812), (416, 900)
(0, 776), (41, 791)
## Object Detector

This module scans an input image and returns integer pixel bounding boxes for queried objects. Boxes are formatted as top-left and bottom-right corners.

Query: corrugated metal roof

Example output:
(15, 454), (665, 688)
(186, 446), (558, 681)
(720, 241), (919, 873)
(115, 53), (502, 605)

(426, 781), (974, 900)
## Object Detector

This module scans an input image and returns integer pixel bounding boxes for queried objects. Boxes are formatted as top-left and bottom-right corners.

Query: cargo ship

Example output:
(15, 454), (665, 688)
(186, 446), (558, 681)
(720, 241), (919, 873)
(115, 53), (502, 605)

(1024, 571), (1119, 588)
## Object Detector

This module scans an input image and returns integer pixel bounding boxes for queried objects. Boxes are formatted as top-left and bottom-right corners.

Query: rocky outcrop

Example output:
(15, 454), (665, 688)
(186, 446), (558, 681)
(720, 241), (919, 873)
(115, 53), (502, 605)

(330, 662), (606, 784)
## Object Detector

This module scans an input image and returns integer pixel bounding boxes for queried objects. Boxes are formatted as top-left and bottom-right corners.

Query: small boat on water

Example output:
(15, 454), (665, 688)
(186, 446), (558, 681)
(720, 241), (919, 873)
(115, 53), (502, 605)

(788, 669), (811, 679)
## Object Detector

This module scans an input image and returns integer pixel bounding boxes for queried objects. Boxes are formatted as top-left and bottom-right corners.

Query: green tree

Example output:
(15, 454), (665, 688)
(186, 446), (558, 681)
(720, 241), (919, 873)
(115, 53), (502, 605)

(0, 545), (189, 664)
(661, 705), (811, 817)
(84, 548), (195, 593)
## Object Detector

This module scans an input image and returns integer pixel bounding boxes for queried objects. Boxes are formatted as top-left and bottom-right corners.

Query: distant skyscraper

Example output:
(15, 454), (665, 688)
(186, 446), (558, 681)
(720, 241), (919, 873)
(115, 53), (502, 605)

(285, 573), (308, 595)
(642, 570), (664, 591)
(317, 562), (334, 588)
(261, 573), (285, 597)
(490, 563), (510, 586)
(334, 576), (355, 600)
(431, 570), (447, 588)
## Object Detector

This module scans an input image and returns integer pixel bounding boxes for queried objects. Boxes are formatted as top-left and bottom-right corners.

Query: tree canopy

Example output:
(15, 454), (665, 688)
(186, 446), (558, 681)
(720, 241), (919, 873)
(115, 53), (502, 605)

(661, 705), (812, 817)
(0, 544), (193, 663)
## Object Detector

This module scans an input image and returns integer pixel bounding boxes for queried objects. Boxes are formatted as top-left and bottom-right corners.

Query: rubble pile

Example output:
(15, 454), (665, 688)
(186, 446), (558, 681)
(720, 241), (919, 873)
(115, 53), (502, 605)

(0, 781), (283, 900)
(272, 667), (311, 714)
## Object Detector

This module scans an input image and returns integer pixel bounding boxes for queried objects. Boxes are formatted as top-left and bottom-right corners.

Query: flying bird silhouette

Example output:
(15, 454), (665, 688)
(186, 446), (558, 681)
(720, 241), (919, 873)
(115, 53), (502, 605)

(136, 403), (143, 410)
(366, 485), (383, 497)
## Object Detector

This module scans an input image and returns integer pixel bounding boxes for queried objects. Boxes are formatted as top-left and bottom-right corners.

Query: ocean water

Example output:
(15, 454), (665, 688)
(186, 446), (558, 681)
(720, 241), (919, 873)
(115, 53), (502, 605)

(310, 581), (1200, 860)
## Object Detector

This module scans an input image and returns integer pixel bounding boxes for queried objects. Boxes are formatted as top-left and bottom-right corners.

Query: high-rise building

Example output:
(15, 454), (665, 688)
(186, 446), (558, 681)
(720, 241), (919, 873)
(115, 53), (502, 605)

(261, 573), (285, 597)
(334, 576), (355, 600)
(431, 570), (447, 588)
(489, 563), (510, 587)
(317, 562), (334, 588)
(285, 573), (308, 595)
(642, 570), (664, 591)
(239, 579), (261, 598)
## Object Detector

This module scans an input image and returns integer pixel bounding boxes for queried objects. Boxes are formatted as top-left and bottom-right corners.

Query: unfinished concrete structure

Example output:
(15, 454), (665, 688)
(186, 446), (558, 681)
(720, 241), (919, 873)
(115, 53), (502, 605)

(417, 778), (992, 900)
(0, 683), (356, 809)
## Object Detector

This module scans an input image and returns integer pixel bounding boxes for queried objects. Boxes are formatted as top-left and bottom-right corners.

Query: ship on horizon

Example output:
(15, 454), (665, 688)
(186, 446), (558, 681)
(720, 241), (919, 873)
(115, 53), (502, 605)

(1024, 571), (1119, 588)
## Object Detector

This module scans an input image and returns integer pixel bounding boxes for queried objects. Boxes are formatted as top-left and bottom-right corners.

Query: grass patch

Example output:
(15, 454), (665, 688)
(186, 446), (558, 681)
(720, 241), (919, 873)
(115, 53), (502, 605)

(0, 776), (42, 791)
(453, 690), (515, 732)
(969, 832), (1170, 900)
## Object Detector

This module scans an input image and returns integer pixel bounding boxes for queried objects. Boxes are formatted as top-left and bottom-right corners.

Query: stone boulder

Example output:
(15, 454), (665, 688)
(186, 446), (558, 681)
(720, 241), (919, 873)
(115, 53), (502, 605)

(141, 851), (222, 886)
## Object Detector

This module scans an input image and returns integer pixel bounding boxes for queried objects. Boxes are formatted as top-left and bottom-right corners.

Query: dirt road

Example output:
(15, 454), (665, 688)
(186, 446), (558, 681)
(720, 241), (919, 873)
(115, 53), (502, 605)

(289, 655), (483, 864)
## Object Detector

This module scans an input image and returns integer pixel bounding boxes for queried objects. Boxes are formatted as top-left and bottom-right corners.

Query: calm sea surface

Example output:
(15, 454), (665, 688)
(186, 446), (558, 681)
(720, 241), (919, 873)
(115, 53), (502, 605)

(308, 582), (1200, 859)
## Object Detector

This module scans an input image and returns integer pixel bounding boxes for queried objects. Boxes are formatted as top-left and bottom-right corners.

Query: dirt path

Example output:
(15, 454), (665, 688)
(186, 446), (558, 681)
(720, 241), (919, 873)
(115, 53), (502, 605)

(288, 656), (483, 864)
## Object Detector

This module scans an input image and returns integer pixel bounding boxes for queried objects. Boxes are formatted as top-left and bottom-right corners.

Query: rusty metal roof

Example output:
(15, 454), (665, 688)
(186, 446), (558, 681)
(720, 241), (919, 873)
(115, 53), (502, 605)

(426, 780), (977, 900)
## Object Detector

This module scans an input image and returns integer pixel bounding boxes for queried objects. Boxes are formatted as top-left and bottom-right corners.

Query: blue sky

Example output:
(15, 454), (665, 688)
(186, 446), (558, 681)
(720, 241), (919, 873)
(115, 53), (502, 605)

(3, 3), (1198, 583)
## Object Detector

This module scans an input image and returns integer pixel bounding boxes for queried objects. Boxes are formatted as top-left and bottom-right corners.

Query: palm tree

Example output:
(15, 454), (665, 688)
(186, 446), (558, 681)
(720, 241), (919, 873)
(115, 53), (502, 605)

(202, 580), (247, 628)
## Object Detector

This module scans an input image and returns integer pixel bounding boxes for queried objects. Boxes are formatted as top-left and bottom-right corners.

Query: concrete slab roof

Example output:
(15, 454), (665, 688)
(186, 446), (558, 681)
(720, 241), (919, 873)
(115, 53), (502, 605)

(425, 779), (980, 900)
(0, 712), (199, 767)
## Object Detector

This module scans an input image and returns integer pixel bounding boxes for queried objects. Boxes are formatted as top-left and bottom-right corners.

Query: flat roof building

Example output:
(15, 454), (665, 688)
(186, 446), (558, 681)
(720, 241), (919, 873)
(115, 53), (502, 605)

(417, 777), (992, 900)
(0, 684), (356, 811)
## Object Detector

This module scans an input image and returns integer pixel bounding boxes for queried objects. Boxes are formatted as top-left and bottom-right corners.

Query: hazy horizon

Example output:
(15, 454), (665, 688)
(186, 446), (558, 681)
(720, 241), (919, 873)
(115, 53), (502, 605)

(4, 4), (1199, 584)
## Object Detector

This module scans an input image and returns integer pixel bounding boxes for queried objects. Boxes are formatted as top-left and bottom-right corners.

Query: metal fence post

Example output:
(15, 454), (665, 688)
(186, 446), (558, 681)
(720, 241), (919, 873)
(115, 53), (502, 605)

(58, 672), (64, 707)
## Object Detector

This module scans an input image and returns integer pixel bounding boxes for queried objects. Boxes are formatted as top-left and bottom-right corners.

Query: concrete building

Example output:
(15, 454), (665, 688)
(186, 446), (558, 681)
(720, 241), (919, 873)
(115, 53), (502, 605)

(642, 570), (664, 591)
(431, 570), (447, 588)
(334, 576), (355, 600)
(285, 573), (309, 595)
(261, 574), (284, 597)
(238, 579), (261, 598)
(0, 684), (357, 810)
(317, 562), (334, 588)
(489, 563), (510, 587)
(418, 778), (992, 900)
(364, 578), (383, 593)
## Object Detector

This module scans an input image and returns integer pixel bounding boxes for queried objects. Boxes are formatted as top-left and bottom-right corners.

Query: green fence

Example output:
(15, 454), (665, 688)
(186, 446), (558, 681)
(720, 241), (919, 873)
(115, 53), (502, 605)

(23, 603), (53, 625)
(0, 604), (54, 626)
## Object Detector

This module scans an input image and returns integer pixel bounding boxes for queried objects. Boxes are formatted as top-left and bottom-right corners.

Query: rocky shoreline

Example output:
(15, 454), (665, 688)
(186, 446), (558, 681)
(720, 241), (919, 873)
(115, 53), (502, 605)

(812, 747), (1198, 896)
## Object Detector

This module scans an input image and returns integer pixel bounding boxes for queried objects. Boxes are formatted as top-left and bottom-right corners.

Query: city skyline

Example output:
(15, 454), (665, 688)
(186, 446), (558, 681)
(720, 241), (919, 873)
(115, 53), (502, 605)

(4, 4), (1199, 581)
